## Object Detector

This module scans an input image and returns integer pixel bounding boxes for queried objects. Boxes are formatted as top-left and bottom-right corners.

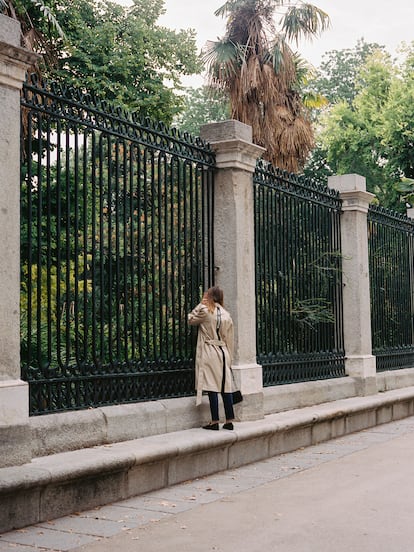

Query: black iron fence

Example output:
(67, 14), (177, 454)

(20, 75), (215, 415)
(21, 77), (414, 416)
(254, 161), (345, 385)
(368, 205), (414, 371)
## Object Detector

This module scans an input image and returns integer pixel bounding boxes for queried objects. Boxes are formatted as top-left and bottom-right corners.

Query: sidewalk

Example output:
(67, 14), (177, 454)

(1, 415), (414, 552)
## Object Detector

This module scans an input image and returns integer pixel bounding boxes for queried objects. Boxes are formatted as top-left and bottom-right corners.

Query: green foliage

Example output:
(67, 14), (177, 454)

(395, 178), (414, 205)
(381, 48), (414, 181)
(311, 43), (414, 210)
(174, 86), (230, 136)
(54, 0), (201, 123)
(302, 145), (333, 183)
(3, 0), (201, 124)
(291, 298), (335, 329)
(310, 38), (385, 106)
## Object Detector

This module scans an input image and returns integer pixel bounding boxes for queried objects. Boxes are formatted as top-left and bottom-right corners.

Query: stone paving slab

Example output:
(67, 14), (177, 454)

(38, 516), (136, 537)
(80, 504), (172, 526)
(2, 415), (414, 552)
(74, 504), (156, 525)
(0, 543), (57, 552)
(0, 526), (97, 551)
(127, 496), (196, 514)
(143, 482), (225, 504)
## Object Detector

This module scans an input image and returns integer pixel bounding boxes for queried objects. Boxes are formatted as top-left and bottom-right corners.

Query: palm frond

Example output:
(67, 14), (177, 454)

(282, 3), (330, 43)
(266, 35), (295, 81)
(303, 91), (328, 109)
(203, 39), (241, 86)
(215, 0), (254, 18)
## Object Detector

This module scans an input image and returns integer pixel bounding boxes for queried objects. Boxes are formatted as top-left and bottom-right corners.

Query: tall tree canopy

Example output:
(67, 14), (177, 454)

(1, 0), (201, 123)
(310, 38), (385, 106)
(314, 44), (414, 210)
(203, 0), (330, 172)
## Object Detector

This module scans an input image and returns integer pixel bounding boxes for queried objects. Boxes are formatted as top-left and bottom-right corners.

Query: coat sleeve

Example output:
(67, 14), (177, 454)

(188, 303), (208, 326)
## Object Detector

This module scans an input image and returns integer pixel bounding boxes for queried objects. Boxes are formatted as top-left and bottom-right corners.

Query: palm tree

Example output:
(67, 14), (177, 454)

(203, 0), (329, 172)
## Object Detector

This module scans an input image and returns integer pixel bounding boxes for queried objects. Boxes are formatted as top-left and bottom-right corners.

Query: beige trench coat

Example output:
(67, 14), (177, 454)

(188, 302), (234, 405)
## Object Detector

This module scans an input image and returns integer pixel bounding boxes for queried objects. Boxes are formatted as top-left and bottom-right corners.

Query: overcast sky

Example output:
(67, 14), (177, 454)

(116, 0), (414, 86)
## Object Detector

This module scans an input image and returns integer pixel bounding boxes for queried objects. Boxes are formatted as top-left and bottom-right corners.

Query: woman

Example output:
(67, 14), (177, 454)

(188, 286), (235, 430)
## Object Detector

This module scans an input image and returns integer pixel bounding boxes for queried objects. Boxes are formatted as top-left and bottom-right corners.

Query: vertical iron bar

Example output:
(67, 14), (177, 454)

(98, 134), (106, 366)
(170, 157), (178, 357)
(90, 131), (98, 368)
(128, 143), (137, 362)
(55, 119), (63, 370)
(150, 150), (157, 359)
(45, 116), (52, 368)
(82, 130), (89, 367)
(122, 140), (129, 364)
(107, 135), (114, 368)
(143, 148), (150, 360)
(36, 113), (43, 371)
(157, 153), (164, 361)
(73, 127), (80, 367)
(114, 140), (120, 364)
(24, 112), (33, 379)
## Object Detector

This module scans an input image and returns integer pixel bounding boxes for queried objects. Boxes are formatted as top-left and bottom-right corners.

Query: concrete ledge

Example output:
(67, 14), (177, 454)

(263, 377), (359, 415)
(377, 367), (414, 392)
(2, 386), (414, 533)
(30, 397), (211, 457)
(29, 377), (362, 458)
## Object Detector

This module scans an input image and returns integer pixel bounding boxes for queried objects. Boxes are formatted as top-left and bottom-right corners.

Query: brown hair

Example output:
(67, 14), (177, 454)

(202, 286), (224, 312)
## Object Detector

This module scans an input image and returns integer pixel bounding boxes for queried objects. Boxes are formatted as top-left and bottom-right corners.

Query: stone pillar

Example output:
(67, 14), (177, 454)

(0, 15), (39, 466)
(200, 120), (265, 420)
(328, 174), (377, 395)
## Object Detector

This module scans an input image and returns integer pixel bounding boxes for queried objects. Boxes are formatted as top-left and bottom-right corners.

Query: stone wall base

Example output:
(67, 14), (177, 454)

(27, 371), (414, 458)
(0, 380), (30, 467)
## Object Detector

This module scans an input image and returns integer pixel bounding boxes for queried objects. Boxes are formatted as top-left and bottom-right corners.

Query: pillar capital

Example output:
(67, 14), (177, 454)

(209, 139), (265, 171)
(201, 120), (265, 171)
(328, 174), (375, 212)
(339, 189), (376, 213)
(0, 41), (40, 89)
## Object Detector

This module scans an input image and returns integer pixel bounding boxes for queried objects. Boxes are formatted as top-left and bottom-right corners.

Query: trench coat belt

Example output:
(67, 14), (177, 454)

(205, 339), (226, 347)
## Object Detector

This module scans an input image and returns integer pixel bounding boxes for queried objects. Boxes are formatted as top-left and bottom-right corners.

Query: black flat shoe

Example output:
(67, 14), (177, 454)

(202, 423), (219, 430)
(223, 422), (234, 430)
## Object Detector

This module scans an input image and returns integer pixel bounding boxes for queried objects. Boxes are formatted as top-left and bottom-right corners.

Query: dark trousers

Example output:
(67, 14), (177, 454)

(207, 345), (234, 421)
(207, 391), (234, 421)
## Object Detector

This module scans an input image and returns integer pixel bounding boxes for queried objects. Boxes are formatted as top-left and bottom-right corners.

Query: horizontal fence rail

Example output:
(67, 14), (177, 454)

(254, 161), (345, 386)
(368, 205), (414, 371)
(21, 75), (215, 415)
